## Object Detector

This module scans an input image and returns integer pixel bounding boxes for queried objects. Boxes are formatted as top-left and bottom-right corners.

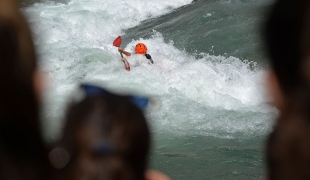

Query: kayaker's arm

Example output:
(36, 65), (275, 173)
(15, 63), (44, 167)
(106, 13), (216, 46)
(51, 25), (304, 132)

(118, 47), (131, 56)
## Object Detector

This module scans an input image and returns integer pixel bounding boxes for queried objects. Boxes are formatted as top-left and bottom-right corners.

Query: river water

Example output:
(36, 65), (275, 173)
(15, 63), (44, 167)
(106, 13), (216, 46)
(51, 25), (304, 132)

(22, 0), (276, 179)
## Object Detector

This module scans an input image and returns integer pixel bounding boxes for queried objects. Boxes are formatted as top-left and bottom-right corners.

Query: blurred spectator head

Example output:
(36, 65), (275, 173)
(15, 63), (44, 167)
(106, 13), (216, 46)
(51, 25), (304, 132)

(264, 0), (310, 179)
(0, 0), (50, 179)
(52, 84), (151, 180)
(263, 0), (310, 110)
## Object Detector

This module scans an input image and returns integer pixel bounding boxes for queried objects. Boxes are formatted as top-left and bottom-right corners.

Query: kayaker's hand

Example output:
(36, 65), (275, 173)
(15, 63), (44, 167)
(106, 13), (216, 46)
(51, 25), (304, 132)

(118, 47), (123, 52)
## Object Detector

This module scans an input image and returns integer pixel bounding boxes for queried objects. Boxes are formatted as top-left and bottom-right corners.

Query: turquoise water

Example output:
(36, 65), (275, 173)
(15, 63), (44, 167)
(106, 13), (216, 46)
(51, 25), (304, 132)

(22, 0), (276, 179)
(153, 135), (265, 179)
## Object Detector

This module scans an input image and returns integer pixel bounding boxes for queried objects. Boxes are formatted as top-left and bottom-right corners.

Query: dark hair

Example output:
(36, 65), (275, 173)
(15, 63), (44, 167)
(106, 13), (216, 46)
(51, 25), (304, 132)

(264, 0), (310, 179)
(55, 88), (151, 180)
(0, 2), (50, 179)
(263, 0), (310, 95)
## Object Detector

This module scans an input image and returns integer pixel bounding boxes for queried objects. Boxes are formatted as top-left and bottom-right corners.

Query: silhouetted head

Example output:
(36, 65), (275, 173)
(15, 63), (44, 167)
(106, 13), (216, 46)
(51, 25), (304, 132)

(264, 0), (310, 96)
(53, 84), (151, 180)
(264, 0), (310, 179)
(0, 0), (50, 179)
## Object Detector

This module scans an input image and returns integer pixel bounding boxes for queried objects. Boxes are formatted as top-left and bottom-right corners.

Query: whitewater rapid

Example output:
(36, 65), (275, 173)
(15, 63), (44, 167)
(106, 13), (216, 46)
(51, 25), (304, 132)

(22, 0), (273, 141)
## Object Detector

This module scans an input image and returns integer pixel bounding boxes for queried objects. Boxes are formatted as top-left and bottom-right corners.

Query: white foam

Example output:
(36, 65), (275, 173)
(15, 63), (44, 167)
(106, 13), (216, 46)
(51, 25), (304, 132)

(23, 0), (273, 140)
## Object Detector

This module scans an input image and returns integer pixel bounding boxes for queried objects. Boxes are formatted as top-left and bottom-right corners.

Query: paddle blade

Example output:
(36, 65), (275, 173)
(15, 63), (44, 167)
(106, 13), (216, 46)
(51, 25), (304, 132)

(124, 61), (130, 71)
(113, 36), (122, 47)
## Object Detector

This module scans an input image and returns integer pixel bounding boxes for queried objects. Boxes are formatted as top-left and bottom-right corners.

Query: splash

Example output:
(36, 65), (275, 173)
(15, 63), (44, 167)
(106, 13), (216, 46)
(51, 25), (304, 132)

(23, 0), (273, 141)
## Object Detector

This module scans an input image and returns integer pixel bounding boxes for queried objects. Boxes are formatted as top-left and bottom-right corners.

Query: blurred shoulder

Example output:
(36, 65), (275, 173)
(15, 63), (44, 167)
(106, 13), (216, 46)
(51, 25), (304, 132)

(145, 169), (171, 180)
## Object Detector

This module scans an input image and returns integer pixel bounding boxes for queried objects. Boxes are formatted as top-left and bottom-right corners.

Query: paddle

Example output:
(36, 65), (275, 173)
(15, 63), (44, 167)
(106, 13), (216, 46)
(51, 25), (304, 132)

(113, 36), (130, 71)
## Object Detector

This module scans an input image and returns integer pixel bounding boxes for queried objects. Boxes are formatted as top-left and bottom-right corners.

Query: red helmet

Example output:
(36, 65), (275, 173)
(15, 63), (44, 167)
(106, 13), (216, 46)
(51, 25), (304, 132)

(135, 43), (147, 54)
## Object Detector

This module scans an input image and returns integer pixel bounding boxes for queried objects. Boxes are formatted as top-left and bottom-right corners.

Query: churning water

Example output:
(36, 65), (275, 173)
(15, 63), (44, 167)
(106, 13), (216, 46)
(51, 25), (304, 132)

(23, 0), (276, 179)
